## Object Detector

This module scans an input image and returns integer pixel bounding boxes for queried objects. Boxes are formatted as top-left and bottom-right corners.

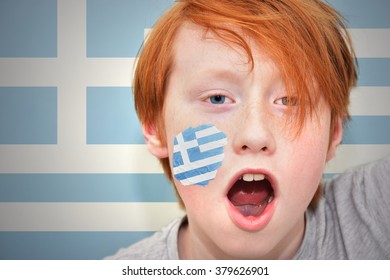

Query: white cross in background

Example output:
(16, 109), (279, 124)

(0, 0), (160, 174)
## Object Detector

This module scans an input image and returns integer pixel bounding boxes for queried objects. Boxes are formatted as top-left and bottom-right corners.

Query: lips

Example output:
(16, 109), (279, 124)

(226, 170), (276, 231)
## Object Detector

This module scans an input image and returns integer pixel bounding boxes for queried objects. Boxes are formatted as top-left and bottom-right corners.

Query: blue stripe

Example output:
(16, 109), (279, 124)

(181, 127), (197, 141)
(180, 125), (225, 143)
(0, 174), (177, 202)
(87, 0), (174, 57)
(188, 146), (224, 162)
(343, 116), (390, 144)
(357, 58), (390, 87)
(197, 132), (226, 145)
(86, 87), (144, 144)
(327, 0), (390, 28)
(0, 0), (57, 57)
(0, 87), (57, 144)
(193, 124), (213, 133)
(174, 162), (222, 181)
(196, 180), (212, 186)
(0, 231), (153, 260)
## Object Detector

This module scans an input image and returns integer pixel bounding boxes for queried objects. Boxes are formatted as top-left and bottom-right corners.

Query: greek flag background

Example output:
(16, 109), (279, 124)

(0, 0), (389, 259)
(173, 124), (227, 186)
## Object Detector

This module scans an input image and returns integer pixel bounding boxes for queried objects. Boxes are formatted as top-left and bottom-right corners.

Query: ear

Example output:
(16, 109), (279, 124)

(326, 117), (343, 162)
(142, 123), (169, 159)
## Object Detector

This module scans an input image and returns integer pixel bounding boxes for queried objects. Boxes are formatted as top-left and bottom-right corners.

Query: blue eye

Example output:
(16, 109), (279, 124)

(209, 95), (226, 104)
(276, 96), (299, 106)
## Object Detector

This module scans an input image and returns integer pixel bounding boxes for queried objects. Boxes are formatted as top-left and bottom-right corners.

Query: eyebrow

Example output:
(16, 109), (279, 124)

(183, 68), (246, 96)
(194, 66), (249, 82)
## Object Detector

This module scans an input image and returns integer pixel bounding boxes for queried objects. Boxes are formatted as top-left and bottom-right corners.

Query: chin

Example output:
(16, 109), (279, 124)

(215, 233), (278, 260)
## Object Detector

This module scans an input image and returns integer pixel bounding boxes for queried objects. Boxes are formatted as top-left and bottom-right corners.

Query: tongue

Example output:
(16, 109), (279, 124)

(235, 203), (269, 217)
(228, 180), (273, 217)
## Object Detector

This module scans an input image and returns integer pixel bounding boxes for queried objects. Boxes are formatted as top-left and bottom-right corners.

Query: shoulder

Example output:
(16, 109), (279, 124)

(325, 156), (390, 202)
(104, 217), (184, 260)
(323, 156), (390, 218)
(345, 155), (390, 183)
(319, 156), (390, 258)
(296, 156), (390, 259)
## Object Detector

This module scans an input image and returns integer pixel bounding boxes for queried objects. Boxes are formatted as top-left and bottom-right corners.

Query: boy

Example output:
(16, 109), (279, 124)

(107, 0), (390, 259)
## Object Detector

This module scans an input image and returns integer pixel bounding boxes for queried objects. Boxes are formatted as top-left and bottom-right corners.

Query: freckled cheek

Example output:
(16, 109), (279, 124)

(290, 135), (329, 171)
(176, 186), (214, 212)
(276, 133), (327, 213)
(280, 126), (330, 197)
(176, 185), (196, 201)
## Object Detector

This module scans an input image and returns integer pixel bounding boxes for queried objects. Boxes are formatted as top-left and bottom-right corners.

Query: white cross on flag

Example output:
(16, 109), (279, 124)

(172, 124), (227, 186)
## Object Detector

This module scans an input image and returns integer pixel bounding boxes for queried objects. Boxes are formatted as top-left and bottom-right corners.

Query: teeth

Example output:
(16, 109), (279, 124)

(243, 174), (253, 182)
(241, 173), (265, 182)
(254, 174), (265, 181)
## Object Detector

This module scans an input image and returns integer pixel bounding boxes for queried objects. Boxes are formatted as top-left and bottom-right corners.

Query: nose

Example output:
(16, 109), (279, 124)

(232, 105), (276, 155)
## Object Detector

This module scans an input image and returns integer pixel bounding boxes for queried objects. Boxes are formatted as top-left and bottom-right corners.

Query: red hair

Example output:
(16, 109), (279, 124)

(134, 0), (357, 207)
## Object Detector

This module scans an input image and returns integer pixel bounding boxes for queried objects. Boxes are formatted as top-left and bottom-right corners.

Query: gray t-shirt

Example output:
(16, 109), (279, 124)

(106, 156), (390, 259)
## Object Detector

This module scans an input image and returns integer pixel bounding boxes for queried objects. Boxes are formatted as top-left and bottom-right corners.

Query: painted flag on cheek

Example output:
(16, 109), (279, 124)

(172, 124), (228, 187)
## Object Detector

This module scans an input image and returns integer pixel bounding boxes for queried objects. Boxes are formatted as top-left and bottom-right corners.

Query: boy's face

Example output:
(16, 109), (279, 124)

(145, 22), (341, 259)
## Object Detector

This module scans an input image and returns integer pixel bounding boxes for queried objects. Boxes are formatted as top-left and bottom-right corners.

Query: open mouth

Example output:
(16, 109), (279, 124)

(227, 173), (274, 217)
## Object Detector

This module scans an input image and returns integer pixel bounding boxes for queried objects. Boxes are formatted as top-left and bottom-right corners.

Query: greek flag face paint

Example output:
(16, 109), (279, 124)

(172, 124), (228, 187)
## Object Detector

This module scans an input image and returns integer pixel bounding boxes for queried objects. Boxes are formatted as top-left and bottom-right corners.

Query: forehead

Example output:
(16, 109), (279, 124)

(169, 22), (278, 84)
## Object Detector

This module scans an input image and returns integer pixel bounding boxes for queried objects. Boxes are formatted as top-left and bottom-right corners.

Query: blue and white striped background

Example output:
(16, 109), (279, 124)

(0, 0), (389, 259)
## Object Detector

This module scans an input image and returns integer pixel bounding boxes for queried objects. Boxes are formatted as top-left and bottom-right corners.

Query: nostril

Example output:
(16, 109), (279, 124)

(242, 145), (268, 152)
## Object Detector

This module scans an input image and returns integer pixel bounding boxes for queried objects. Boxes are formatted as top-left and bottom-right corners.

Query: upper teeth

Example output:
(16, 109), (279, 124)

(241, 173), (265, 182)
